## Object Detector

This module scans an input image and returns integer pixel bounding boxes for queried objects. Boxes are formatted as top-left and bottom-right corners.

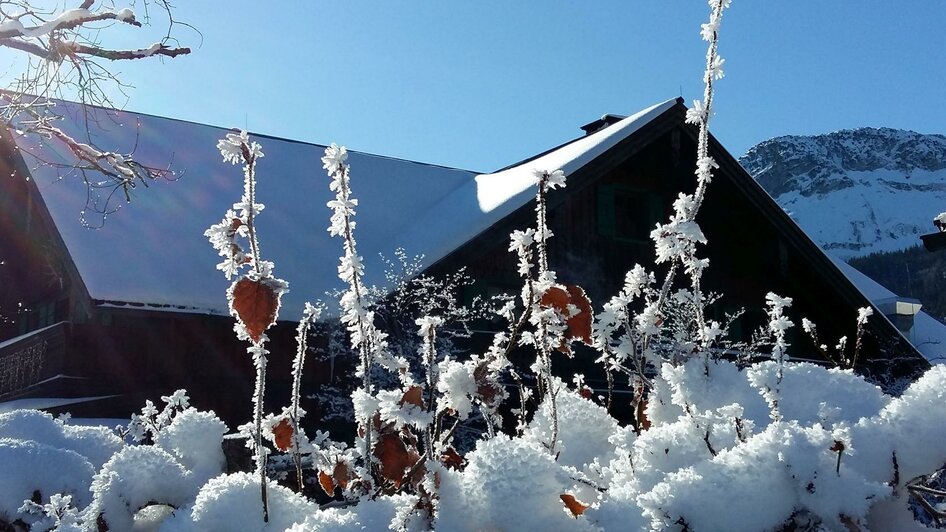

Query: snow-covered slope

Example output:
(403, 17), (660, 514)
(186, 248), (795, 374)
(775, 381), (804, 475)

(740, 128), (946, 258)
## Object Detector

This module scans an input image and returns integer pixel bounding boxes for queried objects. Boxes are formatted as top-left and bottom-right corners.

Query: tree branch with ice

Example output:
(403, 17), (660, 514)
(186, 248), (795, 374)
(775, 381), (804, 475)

(1, 0), (192, 219)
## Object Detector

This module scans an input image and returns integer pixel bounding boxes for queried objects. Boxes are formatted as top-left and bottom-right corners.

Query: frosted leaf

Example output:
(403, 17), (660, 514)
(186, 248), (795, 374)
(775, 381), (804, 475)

(436, 358), (478, 419)
(415, 315), (444, 337)
(764, 292), (793, 311)
(508, 228), (535, 252)
(709, 56), (726, 80)
(856, 306), (873, 326)
(217, 130), (249, 165)
(322, 143), (348, 175)
(685, 99), (707, 125)
(699, 20), (719, 41)
(532, 168), (566, 190)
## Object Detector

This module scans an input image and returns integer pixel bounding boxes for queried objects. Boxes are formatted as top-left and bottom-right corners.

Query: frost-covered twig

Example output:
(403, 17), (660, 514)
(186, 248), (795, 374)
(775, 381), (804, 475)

(289, 302), (320, 491)
(206, 130), (288, 522)
(323, 144), (412, 471)
(850, 306), (872, 368)
(648, 0), (730, 364)
(801, 306), (873, 370)
(530, 169), (566, 452)
(1, 1), (192, 217)
(765, 292), (793, 421)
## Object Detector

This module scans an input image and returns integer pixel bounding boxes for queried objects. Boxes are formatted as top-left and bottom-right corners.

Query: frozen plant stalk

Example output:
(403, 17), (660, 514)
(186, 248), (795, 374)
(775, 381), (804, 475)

(648, 0), (731, 361)
(323, 144), (406, 468)
(205, 130), (288, 522)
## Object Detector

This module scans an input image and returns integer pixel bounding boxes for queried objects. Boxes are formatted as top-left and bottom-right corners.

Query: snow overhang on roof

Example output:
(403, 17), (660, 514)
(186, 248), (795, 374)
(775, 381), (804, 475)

(12, 98), (676, 320)
(874, 297), (922, 317)
(830, 255), (946, 364)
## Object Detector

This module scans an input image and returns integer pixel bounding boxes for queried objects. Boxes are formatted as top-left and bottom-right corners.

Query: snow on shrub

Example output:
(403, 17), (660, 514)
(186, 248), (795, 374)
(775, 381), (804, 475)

(161, 472), (323, 532)
(0, 409), (123, 468)
(651, 357), (769, 429)
(848, 365), (946, 484)
(154, 408), (228, 485)
(88, 445), (196, 530)
(637, 421), (889, 531)
(0, 438), (94, 522)
(524, 380), (621, 472)
(286, 495), (418, 532)
(436, 434), (599, 532)
(747, 361), (889, 427)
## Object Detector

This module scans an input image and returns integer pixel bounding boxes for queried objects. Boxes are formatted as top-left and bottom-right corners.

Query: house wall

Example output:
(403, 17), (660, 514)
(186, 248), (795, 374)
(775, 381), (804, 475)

(55, 307), (338, 426)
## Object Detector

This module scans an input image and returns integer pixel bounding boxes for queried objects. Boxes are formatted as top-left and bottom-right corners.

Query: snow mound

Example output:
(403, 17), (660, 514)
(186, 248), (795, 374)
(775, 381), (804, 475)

(0, 409), (123, 468)
(0, 438), (94, 522)
(89, 445), (196, 531)
(524, 382), (621, 470)
(162, 472), (321, 532)
(747, 361), (890, 426)
(436, 434), (599, 532)
(154, 408), (228, 485)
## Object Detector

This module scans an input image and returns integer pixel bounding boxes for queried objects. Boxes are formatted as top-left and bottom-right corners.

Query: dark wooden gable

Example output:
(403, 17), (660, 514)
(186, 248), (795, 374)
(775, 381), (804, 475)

(0, 129), (92, 340)
(426, 100), (927, 386)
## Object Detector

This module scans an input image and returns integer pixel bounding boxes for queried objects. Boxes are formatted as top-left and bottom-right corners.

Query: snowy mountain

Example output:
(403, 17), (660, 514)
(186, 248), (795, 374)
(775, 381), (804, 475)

(740, 127), (946, 258)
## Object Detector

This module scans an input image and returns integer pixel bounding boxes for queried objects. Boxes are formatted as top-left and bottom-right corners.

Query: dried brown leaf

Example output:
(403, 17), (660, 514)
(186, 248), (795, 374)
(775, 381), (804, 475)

(441, 447), (465, 470)
(560, 493), (589, 517)
(400, 386), (424, 409)
(564, 285), (593, 345)
(231, 277), (279, 342)
(273, 418), (294, 452)
(318, 470), (335, 496)
(540, 286), (571, 315)
(333, 461), (350, 490)
(374, 432), (414, 488)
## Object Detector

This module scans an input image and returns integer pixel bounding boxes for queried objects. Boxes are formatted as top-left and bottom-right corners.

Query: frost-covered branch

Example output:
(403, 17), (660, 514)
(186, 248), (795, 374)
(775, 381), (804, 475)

(648, 0), (730, 363)
(1, 0), (192, 218)
(206, 130), (287, 522)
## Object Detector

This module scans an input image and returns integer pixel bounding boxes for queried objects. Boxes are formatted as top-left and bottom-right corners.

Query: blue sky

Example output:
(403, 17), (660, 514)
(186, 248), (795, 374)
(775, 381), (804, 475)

(4, 2), (945, 172)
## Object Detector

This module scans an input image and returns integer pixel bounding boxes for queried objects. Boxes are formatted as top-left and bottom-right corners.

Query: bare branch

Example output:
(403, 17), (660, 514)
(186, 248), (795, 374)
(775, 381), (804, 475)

(59, 41), (191, 61)
(0, 1), (192, 219)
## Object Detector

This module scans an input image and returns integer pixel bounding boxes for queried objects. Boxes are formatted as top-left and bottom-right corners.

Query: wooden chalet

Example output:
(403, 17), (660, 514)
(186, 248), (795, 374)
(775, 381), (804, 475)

(0, 98), (930, 426)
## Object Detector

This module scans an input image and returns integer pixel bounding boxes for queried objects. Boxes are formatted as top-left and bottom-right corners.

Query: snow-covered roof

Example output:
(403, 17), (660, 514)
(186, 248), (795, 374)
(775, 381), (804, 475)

(830, 255), (946, 363)
(13, 99), (677, 320)
(398, 99), (677, 272)
(0, 395), (117, 414)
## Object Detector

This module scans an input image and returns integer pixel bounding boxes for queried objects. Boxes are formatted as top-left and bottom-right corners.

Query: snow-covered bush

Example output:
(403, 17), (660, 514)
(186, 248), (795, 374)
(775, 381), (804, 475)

(0, 409), (122, 468)
(88, 445), (196, 530)
(161, 472), (321, 532)
(436, 434), (599, 532)
(0, 438), (94, 523)
(153, 408), (228, 485)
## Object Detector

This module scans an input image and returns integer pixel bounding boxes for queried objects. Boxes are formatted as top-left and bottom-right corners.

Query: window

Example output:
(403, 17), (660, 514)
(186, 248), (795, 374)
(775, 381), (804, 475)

(597, 184), (663, 242)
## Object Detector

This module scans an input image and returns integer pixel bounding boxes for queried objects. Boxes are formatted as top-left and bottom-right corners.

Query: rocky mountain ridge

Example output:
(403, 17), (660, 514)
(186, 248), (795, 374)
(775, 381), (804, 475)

(740, 127), (946, 258)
